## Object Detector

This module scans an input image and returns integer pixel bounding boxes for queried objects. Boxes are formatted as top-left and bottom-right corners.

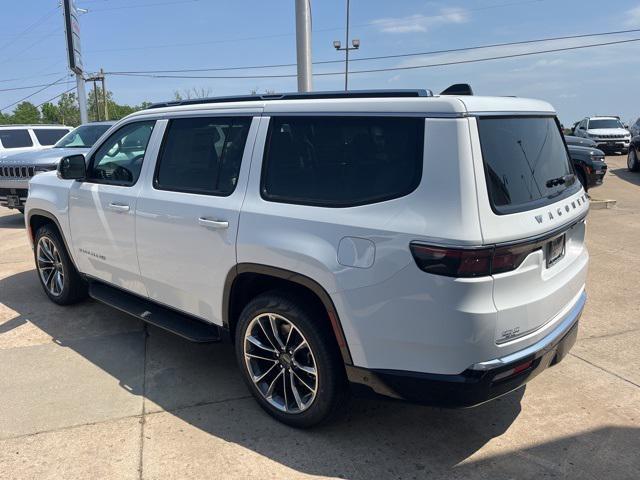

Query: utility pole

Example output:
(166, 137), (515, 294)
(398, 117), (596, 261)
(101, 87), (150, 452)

(295, 0), (313, 92)
(100, 68), (108, 121)
(75, 73), (88, 124)
(333, 0), (360, 91)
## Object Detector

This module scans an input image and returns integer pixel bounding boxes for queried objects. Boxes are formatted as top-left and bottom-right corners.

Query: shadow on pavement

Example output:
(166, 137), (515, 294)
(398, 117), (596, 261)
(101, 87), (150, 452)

(1, 268), (582, 478)
(0, 212), (25, 229)
(610, 167), (640, 187)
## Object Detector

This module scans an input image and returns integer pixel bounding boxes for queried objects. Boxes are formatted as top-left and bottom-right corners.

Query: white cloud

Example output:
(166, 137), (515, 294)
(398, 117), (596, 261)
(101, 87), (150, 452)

(371, 8), (469, 34)
(625, 5), (640, 26)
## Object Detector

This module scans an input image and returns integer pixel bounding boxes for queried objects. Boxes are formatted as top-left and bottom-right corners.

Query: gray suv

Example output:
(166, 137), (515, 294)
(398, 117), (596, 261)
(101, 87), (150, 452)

(0, 122), (114, 212)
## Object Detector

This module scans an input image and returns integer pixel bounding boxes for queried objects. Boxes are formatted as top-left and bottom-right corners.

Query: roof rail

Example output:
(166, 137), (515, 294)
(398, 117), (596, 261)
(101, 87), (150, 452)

(147, 89), (433, 109)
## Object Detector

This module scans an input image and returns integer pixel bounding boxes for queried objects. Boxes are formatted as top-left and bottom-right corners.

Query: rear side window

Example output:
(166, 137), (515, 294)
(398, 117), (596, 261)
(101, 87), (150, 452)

(0, 129), (33, 149)
(262, 116), (424, 207)
(34, 129), (68, 146)
(155, 117), (252, 196)
(478, 116), (579, 215)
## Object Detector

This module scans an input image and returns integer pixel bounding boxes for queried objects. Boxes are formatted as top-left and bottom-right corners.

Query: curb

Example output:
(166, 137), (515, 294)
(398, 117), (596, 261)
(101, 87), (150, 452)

(589, 198), (617, 210)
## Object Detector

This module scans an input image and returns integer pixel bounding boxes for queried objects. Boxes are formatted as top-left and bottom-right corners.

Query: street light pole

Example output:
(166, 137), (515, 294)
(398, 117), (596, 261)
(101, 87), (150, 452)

(344, 0), (350, 91)
(295, 0), (313, 92)
(333, 0), (359, 91)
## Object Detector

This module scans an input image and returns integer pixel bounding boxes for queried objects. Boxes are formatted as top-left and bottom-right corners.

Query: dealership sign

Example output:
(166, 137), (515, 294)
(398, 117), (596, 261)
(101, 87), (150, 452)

(62, 0), (83, 74)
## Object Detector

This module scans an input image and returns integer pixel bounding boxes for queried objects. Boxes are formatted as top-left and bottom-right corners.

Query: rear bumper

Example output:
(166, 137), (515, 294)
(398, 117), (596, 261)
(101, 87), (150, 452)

(347, 291), (585, 407)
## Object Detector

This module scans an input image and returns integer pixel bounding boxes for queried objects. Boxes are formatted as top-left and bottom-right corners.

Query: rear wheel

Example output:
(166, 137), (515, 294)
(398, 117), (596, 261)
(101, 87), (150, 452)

(628, 148), (639, 172)
(34, 224), (87, 305)
(235, 291), (347, 428)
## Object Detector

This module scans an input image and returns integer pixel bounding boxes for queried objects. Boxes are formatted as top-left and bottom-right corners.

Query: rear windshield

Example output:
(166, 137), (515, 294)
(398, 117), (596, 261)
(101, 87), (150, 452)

(588, 119), (623, 129)
(34, 128), (69, 146)
(478, 116), (578, 215)
(0, 129), (33, 149)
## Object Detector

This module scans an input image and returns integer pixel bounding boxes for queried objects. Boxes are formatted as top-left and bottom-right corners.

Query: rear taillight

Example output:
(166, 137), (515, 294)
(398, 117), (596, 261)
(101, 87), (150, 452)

(410, 241), (544, 278)
(409, 244), (493, 278)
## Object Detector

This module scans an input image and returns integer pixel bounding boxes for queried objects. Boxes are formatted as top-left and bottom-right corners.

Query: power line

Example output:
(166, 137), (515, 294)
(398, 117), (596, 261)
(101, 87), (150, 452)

(81, 0), (547, 55)
(0, 71), (67, 84)
(105, 36), (640, 80)
(104, 27), (640, 75)
(0, 82), (71, 93)
(35, 87), (77, 109)
(89, 0), (201, 11)
(1, 76), (70, 113)
(0, 7), (59, 53)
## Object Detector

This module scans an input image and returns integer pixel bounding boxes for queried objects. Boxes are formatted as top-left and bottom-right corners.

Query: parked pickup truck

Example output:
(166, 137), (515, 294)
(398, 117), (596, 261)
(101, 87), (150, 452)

(25, 89), (589, 427)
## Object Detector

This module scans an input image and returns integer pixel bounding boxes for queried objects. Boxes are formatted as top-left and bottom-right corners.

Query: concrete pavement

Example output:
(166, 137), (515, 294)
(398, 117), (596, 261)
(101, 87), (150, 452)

(0, 155), (638, 479)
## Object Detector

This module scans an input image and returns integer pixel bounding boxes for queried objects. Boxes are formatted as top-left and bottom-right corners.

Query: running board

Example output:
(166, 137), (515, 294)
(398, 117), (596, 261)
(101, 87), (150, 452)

(88, 281), (222, 342)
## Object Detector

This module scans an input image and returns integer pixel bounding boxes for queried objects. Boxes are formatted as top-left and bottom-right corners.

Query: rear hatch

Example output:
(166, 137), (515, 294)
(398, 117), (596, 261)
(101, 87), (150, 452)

(471, 115), (589, 345)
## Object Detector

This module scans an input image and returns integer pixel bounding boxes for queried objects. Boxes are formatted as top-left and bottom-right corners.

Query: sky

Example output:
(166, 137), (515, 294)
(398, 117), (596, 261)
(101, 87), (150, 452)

(1, 0), (640, 126)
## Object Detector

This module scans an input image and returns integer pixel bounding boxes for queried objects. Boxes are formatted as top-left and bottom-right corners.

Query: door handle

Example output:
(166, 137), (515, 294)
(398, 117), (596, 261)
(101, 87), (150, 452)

(108, 202), (130, 212)
(198, 217), (229, 229)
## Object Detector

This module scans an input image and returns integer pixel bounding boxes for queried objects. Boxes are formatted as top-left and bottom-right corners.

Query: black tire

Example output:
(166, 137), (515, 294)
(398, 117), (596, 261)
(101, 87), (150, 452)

(34, 224), (88, 305)
(576, 169), (588, 192)
(235, 291), (348, 428)
(628, 148), (639, 172)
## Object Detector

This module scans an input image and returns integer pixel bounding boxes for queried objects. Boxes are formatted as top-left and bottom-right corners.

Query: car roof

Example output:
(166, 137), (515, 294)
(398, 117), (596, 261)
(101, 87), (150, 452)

(0, 124), (70, 129)
(128, 91), (556, 119)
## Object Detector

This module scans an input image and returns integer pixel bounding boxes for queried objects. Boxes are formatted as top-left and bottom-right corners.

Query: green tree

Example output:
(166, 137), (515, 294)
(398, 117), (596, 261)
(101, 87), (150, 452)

(41, 102), (60, 124)
(56, 92), (80, 126)
(11, 102), (41, 124)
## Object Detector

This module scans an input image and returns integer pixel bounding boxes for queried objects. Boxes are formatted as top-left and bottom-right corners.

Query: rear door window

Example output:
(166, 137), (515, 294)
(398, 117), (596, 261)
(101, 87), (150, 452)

(0, 129), (33, 149)
(154, 117), (252, 196)
(478, 116), (579, 215)
(262, 116), (424, 207)
(34, 129), (69, 146)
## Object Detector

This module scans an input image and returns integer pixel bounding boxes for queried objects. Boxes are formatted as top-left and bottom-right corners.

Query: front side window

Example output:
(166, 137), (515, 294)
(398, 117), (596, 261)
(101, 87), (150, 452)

(478, 116), (578, 215)
(55, 124), (112, 148)
(0, 129), (33, 149)
(262, 116), (424, 207)
(155, 116), (252, 196)
(34, 129), (69, 146)
(87, 121), (155, 185)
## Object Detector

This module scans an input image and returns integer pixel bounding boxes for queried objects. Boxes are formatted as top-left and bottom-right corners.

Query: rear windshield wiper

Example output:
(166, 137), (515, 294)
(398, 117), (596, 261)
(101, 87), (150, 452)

(545, 174), (574, 188)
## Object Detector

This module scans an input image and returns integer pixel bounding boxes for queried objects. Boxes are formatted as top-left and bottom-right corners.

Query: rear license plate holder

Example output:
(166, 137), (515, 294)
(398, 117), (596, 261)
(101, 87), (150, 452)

(6, 195), (20, 208)
(547, 234), (566, 268)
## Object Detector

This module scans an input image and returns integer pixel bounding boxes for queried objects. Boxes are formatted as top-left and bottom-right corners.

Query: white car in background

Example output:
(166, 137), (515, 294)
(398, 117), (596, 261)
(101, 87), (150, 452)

(574, 116), (630, 154)
(0, 125), (72, 159)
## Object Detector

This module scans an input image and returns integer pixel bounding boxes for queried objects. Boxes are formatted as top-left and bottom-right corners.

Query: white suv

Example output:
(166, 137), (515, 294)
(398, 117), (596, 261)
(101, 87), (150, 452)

(24, 90), (589, 427)
(574, 115), (630, 154)
(0, 125), (72, 159)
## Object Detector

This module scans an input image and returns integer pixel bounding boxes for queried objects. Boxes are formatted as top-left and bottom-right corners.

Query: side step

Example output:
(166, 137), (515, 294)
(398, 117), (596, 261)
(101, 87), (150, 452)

(89, 281), (222, 343)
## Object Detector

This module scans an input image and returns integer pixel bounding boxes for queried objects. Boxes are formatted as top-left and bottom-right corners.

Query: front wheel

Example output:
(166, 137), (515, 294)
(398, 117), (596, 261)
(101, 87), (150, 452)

(235, 292), (348, 428)
(34, 225), (88, 305)
(628, 148), (639, 172)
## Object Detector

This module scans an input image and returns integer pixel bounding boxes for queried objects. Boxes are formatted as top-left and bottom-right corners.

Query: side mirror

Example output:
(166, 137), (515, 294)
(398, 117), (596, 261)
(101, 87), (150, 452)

(58, 154), (86, 180)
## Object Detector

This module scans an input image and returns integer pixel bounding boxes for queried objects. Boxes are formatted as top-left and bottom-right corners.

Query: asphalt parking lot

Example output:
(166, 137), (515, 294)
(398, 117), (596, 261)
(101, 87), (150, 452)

(0, 154), (639, 480)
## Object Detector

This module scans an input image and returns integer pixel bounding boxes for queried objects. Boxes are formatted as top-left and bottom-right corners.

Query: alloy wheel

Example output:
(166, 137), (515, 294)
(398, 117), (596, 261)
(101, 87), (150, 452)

(36, 236), (65, 297)
(243, 313), (318, 413)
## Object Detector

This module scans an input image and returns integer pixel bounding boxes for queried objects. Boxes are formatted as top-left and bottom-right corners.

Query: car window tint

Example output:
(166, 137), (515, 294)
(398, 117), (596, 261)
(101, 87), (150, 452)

(0, 129), (33, 148)
(34, 129), (68, 146)
(87, 121), (155, 185)
(262, 116), (424, 207)
(478, 116), (577, 214)
(155, 117), (252, 196)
